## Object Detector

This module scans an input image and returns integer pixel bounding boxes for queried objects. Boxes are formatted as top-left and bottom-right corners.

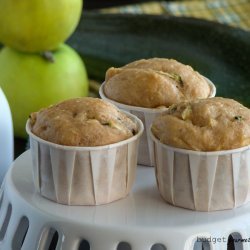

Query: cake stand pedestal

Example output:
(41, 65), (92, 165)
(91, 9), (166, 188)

(0, 151), (248, 250)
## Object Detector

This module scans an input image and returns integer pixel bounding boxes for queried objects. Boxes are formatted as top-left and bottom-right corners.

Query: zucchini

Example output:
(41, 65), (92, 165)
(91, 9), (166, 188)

(68, 12), (250, 107)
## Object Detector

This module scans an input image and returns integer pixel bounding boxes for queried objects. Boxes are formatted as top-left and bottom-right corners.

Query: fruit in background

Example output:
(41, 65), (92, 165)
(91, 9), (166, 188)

(0, 0), (82, 52)
(0, 44), (89, 138)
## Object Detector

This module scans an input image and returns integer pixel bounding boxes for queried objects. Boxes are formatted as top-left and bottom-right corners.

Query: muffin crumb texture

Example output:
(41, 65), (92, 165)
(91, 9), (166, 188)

(152, 97), (250, 151)
(104, 58), (212, 108)
(30, 97), (138, 146)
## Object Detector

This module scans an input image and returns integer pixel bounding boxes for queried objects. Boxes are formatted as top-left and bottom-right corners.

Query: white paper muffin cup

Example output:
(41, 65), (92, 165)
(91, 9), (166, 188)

(150, 130), (250, 212)
(26, 111), (144, 206)
(99, 77), (216, 167)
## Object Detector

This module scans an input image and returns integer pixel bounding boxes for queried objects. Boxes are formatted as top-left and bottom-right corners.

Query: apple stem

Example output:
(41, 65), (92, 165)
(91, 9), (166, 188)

(41, 51), (55, 63)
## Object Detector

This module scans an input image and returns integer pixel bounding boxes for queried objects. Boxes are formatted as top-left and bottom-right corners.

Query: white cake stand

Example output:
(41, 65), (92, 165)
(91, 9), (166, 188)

(0, 151), (248, 250)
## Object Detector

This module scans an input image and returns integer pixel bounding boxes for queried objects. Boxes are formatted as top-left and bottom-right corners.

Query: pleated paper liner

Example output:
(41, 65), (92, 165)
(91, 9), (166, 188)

(99, 77), (216, 167)
(150, 130), (250, 212)
(26, 111), (144, 206)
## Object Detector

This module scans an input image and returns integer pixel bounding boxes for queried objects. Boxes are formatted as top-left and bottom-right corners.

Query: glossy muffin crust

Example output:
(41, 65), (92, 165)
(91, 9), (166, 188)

(29, 97), (138, 146)
(104, 58), (212, 108)
(151, 97), (250, 151)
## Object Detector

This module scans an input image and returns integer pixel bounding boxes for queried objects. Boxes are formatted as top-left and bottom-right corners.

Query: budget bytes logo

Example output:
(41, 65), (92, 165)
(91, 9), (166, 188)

(197, 236), (250, 244)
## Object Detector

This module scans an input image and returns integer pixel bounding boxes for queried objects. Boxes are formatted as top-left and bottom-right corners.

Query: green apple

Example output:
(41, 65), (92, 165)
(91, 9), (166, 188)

(0, 44), (89, 138)
(0, 0), (82, 52)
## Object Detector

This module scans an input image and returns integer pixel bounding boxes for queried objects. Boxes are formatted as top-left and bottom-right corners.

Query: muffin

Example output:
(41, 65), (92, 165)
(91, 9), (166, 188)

(100, 58), (216, 166)
(26, 97), (144, 205)
(150, 97), (250, 211)
(30, 97), (138, 147)
(104, 58), (215, 108)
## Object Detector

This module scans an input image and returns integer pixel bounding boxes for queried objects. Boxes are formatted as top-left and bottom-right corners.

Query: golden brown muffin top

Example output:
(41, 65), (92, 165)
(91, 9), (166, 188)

(151, 97), (250, 151)
(29, 97), (138, 147)
(104, 58), (212, 108)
